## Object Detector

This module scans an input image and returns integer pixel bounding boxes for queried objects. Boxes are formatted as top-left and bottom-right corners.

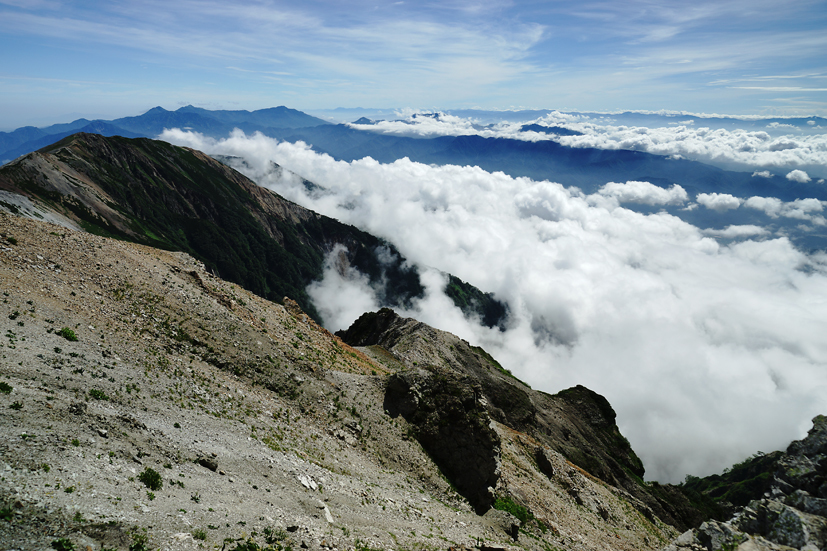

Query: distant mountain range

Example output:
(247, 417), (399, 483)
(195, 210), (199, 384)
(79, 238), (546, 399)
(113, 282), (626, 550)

(3, 105), (826, 251)
(0, 105), (330, 164)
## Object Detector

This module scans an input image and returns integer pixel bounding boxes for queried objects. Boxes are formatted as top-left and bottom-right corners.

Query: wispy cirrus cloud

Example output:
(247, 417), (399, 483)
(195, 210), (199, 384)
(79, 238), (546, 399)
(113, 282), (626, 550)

(2, 0), (826, 127)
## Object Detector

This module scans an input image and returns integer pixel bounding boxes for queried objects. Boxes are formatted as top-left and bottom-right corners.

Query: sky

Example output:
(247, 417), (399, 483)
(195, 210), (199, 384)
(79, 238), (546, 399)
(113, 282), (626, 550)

(2, 0), (827, 129)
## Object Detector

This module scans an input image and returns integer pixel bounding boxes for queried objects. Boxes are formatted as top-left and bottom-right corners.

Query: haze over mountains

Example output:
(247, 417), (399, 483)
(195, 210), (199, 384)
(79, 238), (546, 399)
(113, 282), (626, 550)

(3, 105), (827, 484)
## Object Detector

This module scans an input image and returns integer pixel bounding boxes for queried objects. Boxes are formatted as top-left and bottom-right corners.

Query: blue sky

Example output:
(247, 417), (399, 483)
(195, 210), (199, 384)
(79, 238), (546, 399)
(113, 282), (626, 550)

(1, 0), (826, 129)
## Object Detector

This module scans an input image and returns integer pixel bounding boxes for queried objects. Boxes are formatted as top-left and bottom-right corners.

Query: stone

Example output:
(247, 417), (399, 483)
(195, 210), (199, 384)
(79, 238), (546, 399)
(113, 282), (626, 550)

(695, 520), (746, 551)
(534, 447), (555, 479)
(68, 402), (87, 415)
(198, 457), (218, 472)
(482, 508), (520, 541)
(298, 473), (317, 490)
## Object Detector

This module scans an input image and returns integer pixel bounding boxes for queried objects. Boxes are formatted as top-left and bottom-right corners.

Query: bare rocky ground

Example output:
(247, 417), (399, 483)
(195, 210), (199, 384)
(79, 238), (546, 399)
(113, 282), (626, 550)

(0, 214), (677, 551)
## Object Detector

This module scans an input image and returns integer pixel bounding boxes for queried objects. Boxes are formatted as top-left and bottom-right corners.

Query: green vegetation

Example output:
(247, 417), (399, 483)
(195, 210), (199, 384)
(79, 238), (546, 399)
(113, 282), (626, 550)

(57, 327), (78, 341)
(493, 494), (547, 532)
(51, 538), (76, 551)
(679, 451), (783, 519)
(137, 467), (163, 491)
(9, 401), (22, 410)
(445, 274), (508, 329)
(129, 528), (150, 551)
(0, 382), (12, 394)
(88, 389), (110, 401)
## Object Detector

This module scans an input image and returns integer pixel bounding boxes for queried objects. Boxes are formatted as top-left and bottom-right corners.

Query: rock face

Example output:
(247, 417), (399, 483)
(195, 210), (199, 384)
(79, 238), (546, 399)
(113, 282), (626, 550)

(664, 415), (827, 551)
(385, 367), (501, 512)
(338, 308), (700, 531)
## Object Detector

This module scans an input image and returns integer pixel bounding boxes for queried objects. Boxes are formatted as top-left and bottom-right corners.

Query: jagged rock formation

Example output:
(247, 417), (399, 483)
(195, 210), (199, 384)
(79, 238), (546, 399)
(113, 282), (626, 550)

(337, 308), (701, 531)
(664, 415), (827, 550)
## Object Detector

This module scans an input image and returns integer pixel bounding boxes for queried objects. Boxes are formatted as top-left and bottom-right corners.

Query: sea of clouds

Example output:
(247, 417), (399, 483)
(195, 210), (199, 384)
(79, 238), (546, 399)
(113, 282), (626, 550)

(161, 126), (827, 483)
(350, 111), (827, 179)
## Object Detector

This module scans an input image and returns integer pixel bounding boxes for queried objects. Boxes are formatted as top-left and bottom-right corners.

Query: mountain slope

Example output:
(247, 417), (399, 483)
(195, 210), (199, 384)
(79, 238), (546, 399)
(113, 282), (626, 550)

(0, 214), (679, 551)
(0, 133), (505, 326)
(176, 105), (329, 128)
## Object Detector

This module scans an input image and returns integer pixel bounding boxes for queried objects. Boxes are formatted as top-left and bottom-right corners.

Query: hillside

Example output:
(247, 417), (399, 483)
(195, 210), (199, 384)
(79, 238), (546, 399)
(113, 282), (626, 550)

(0, 214), (679, 551)
(0, 133), (505, 327)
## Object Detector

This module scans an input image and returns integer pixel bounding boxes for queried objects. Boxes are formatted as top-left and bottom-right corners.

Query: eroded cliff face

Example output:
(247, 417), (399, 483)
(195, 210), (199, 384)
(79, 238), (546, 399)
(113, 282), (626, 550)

(384, 367), (501, 512)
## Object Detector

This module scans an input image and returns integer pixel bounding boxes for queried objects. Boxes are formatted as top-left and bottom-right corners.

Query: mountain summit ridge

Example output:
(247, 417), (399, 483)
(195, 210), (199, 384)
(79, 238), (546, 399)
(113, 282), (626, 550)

(0, 132), (505, 327)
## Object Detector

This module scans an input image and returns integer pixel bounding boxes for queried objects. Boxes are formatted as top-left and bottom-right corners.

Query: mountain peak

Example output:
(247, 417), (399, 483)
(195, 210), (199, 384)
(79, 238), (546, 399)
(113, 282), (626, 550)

(143, 106), (169, 115)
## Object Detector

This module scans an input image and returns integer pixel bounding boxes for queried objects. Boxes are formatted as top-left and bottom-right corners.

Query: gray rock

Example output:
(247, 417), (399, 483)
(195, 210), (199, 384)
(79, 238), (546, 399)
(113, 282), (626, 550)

(786, 489), (827, 517)
(383, 367), (500, 512)
(735, 499), (827, 550)
(482, 508), (520, 541)
(695, 520), (745, 550)
(198, 457), (218, 472)
(534, 447), (555, 479)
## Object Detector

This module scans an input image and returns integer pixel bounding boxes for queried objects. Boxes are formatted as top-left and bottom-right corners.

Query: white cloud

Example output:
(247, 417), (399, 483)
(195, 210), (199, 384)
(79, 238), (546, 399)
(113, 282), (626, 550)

(703, 225), (768, 239)
(553, 124), (827, 174)
(597, 181), (688, 206)
(160, 129), (827, 483)
(349, 111), (827, 176)
(306, 244), (382, 330)
(786, 169), (812, 183)
(752, 170), (772, 178)
(696, 192), (741, 212)
(743, 196), (826, 224)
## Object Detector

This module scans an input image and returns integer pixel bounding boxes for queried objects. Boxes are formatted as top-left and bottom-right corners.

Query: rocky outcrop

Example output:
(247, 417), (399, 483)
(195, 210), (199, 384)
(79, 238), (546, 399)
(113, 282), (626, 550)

(384, 367), (501, 512)
(664, 415), (827, 551)
(339, 308), (700, 530)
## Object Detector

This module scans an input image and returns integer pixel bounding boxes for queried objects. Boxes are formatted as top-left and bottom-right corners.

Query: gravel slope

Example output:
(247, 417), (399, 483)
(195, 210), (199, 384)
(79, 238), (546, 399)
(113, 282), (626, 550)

(0, 213), (675, 551)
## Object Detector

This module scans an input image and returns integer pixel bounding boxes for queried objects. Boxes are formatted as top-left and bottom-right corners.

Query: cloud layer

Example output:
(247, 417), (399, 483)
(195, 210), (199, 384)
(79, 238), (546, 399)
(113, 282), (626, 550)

(351, 111), (827, 177)
(161, 128), (827, 483)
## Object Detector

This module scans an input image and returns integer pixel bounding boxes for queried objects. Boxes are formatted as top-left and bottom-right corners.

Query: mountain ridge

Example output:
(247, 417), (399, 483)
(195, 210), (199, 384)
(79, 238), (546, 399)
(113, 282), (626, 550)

(0, 132), (507, 327)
